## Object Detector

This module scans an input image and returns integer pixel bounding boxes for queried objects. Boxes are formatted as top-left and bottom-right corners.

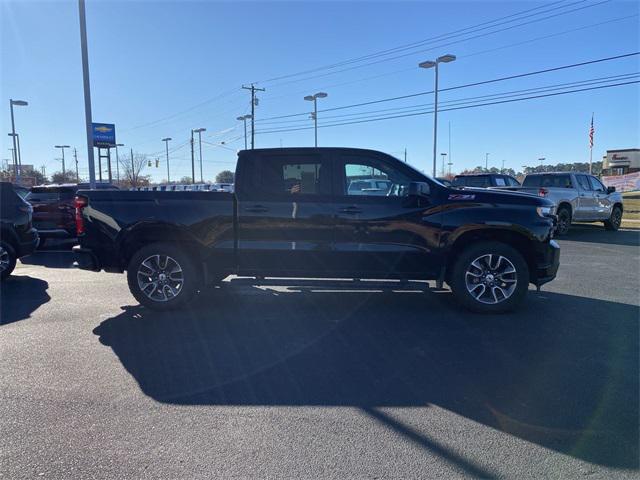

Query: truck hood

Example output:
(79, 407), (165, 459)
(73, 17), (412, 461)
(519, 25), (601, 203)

(446, 186), (553, 207)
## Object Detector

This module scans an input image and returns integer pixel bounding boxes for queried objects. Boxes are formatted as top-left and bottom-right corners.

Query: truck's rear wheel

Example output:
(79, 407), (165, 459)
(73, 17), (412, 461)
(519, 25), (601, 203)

(449, 241), (529, 313)
(0, 241), (17, 281)
(126, 242), (199, 310)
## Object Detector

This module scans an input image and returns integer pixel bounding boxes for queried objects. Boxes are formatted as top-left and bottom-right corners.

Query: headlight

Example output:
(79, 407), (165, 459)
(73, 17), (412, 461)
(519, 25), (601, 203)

(536, 206), (554, 217)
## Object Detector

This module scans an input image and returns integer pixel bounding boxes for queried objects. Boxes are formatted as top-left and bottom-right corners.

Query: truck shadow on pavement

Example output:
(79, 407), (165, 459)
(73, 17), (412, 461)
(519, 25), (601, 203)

(0, 275), (50, 325)
(561, 225), (640, 247)
(93, 283), (639, 470)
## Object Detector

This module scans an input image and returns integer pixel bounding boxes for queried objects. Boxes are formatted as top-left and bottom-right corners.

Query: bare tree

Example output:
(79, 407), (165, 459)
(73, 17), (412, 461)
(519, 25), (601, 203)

(215, 170), (235, 183)
(118, 152), (149, 188)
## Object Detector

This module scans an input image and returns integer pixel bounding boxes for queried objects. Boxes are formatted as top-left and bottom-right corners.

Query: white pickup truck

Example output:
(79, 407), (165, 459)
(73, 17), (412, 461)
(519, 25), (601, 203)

(495, 172), (624, 235)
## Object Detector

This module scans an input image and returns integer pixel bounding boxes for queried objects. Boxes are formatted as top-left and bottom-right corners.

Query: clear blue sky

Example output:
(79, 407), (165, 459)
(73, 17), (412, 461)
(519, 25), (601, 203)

(1, 0), (639, 182)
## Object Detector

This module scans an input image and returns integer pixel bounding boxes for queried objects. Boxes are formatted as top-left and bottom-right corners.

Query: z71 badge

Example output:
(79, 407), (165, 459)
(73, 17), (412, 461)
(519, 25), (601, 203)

(448, 194), (476, 200)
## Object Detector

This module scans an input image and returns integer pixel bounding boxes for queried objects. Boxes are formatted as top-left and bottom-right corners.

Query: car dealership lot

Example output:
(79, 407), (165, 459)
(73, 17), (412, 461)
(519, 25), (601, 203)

(1, 227), (638, 479)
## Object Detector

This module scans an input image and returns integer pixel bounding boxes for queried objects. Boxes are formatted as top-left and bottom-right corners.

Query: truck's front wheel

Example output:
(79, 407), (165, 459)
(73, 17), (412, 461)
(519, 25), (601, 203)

(449, 241), (529, 313)
(127, 242), (200, 310)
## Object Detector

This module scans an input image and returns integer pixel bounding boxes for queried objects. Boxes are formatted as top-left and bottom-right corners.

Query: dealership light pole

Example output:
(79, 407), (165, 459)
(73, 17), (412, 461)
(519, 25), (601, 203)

(55, 145), (70, 177)
(304, 92), (328, 147)
(419, 54), (456, 177)
(236, 115), (252, 150)
(162, 138), (171, 183)
(78, 0), (96, 189)
(193, 127), (206, 182)
(9, 99), (28, 183)
(538, 157), (545, 172)
(440, 153), (447, 177)
(114, 143), (124, 183)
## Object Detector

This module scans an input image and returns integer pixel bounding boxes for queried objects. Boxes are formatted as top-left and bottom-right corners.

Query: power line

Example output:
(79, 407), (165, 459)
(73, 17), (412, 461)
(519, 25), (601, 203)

(256, 72), (639, 126)
(253, 0), (580, 84)
(255, 80), (639, 134)
(256, 52), (640, 122)
(260, 0), (612, 89)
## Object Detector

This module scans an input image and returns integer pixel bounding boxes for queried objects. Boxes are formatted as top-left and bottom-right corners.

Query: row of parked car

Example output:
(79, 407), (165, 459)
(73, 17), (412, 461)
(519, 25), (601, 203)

(133, 183), (234, 192)
(437, 172), (623, 235)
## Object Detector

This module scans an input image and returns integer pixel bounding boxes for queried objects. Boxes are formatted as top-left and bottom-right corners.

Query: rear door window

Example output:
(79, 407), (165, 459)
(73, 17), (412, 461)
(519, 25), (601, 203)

(494, 177), (506, 186)
(256, 154), (331, 197)
(524, 175), (572, 188)
(576, 175), (592, 191)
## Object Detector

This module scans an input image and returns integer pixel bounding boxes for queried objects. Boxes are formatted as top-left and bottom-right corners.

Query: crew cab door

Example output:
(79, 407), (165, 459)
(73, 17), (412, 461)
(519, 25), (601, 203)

(235, 151), (335, 276)
(331, 152), (441, 278)
(574, 174), (596, 220)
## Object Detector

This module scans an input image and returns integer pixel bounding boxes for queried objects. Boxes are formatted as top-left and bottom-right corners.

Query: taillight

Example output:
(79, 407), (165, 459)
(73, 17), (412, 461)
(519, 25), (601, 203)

(538, 188), (548, 197)
(74, 195), (88, 235)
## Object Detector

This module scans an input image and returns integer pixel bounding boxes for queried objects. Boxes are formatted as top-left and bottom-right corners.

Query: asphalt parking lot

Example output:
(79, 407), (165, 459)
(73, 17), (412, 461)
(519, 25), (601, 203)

(1, 226), (639, 479)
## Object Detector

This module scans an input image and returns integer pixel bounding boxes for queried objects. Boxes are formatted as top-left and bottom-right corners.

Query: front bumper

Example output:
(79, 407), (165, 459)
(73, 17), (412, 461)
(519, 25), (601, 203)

(72, 246), (101, 271)
(533, 239), (560, 287)
(16, 228), (39, 257)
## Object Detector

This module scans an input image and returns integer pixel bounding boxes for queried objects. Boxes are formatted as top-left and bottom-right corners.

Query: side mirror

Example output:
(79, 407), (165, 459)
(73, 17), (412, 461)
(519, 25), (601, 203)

(408, 181), (430, 197)
(607, 186), (616, 194)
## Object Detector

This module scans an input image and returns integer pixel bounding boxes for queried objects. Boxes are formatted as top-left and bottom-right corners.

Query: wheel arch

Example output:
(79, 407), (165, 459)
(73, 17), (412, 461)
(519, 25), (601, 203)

(119, 223), (205, 271)
(446, 227), (537, 283)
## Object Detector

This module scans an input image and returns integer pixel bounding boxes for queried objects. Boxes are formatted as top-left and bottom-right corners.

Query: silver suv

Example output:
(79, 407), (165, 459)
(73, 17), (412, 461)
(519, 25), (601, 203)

(502, 172), (624, 235)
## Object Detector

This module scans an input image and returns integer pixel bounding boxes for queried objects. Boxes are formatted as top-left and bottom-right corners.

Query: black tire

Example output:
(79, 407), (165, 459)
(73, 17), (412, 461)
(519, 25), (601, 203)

(556, 206), (572, 236)
(448, 241), (530, 314)
(126, 242), (200, 311)
(604, 206), (622, 231)
(0, 241), (17, 281)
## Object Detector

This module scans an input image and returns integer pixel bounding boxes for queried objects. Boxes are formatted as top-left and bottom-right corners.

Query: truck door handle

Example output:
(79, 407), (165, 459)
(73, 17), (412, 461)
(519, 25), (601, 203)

(245, 205), (269, 213)
(339, 206), (362, 214)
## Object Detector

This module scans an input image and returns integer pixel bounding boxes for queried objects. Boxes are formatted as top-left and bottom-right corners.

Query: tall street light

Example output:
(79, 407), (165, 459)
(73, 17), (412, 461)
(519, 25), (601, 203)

(440, 153), (447, 177)
(55, 145), (70, 177)
(9, 99), (28, 183)
(114, 143), (124, 183)
(162, 138), (172, 183)
(193, 127), (206, 183)
(304, 92), (328, 147)
(7, 133), (21, 175)
(418, 54), (456, 177)
(538, 157), (545, 171)
(236, 115), (252, 150)
(485, 152), (490, 171)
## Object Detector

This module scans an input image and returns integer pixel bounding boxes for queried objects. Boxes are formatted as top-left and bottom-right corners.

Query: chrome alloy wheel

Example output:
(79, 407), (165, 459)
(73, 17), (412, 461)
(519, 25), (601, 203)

(464, 254), (517, 305)
(0, 245), (9, 273)
(137, 254), (184, 302)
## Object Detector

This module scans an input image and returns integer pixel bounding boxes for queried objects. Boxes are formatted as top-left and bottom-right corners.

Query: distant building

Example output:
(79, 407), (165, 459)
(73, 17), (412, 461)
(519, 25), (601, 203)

(601, 149), (640, 176)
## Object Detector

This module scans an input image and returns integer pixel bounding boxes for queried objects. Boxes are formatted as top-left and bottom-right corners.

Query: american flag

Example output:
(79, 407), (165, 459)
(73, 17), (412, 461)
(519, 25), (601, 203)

(589, 114), (595, 149)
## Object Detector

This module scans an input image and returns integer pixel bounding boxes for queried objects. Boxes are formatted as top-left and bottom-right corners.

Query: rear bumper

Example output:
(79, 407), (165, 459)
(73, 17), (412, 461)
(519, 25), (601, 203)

(16, 228), (39, 257)
(72, 246), (101, 271)
(533, 239), (560, 286)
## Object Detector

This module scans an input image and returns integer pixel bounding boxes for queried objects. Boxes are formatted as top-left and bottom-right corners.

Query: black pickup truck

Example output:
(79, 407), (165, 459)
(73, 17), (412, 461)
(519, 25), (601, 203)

(73, 147), (559, 313)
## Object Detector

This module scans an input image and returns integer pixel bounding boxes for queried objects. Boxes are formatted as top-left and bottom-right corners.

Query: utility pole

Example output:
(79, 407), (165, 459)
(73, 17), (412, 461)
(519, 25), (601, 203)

(162, 138), (171, 183)
(190, 130), (195, 184)
(404, 148), (407, 163)
(242, 84), (265, 149)
(130, 148), (135, 187)
(74, 148), (79, 181)
(501, 159), (505, 174)
(55, 145), (70, 178)
(485, 152), (489, 171)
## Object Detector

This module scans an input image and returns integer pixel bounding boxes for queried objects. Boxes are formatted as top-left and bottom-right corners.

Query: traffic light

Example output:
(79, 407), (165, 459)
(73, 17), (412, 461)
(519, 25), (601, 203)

(147, 160), (152, 167)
